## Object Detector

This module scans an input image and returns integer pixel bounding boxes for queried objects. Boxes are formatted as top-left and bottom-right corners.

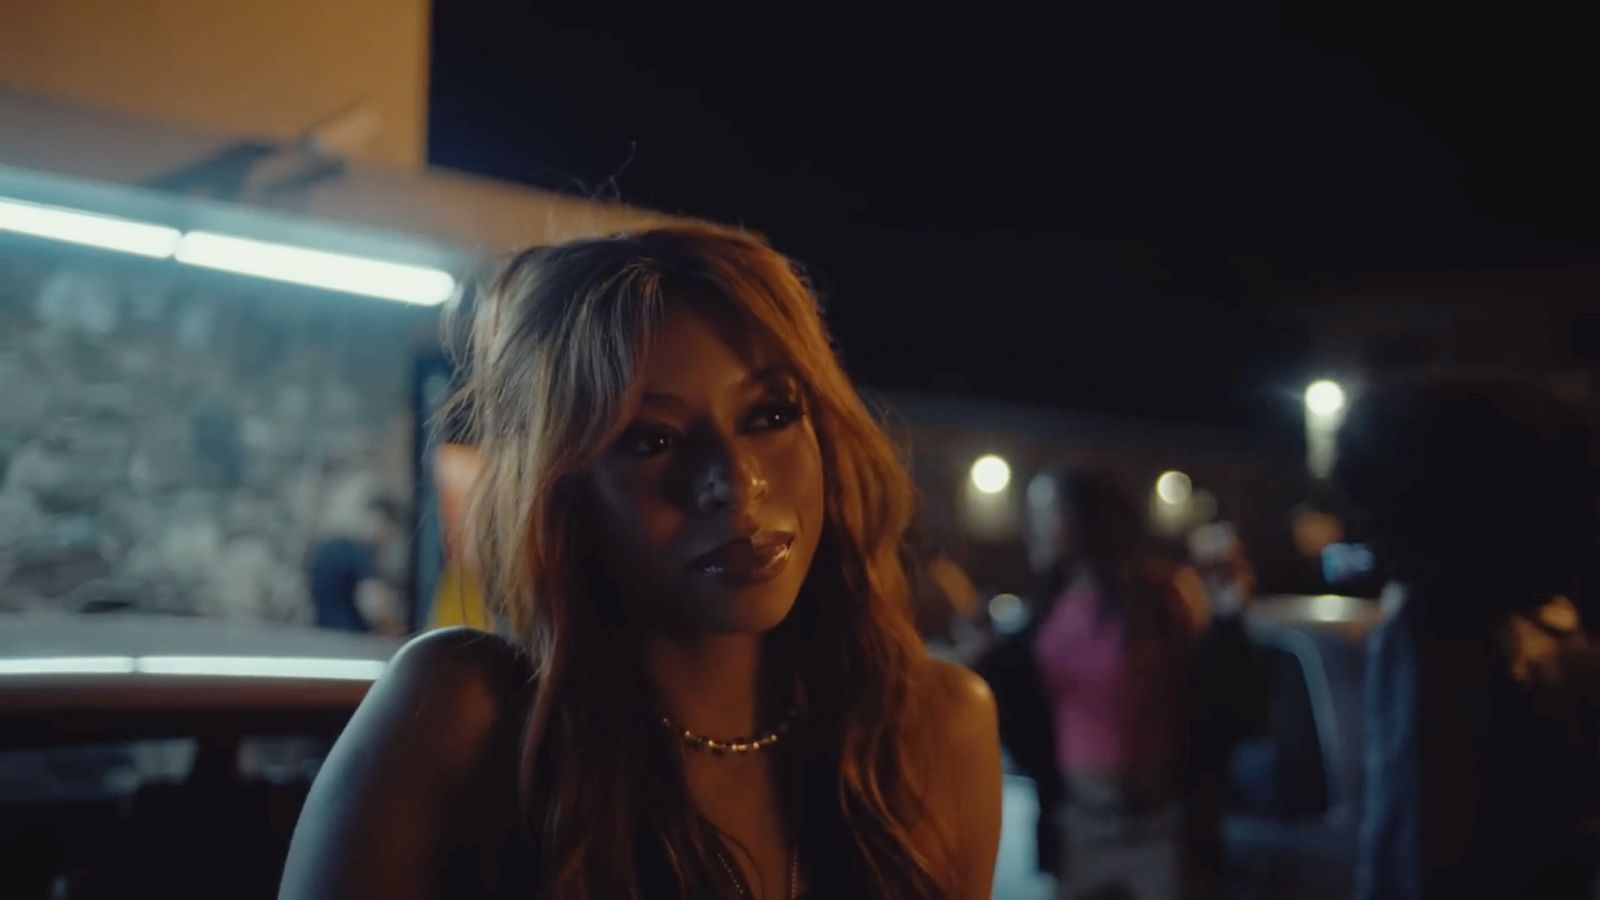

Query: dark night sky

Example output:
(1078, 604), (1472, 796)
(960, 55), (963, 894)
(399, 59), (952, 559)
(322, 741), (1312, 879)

(428, 4), (1600, 430)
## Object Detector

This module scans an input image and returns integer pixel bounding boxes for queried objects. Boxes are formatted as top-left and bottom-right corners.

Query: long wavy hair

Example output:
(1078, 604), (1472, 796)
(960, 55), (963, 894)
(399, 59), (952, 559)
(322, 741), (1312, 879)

(445, 223), (947, 898)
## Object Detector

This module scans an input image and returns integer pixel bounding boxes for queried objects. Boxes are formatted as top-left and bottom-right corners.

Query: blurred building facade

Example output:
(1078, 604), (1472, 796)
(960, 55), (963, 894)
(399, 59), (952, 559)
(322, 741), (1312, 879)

(0, 10), (663, 622)
(0, 0), (433, 171)
(0, 240), (426, 620)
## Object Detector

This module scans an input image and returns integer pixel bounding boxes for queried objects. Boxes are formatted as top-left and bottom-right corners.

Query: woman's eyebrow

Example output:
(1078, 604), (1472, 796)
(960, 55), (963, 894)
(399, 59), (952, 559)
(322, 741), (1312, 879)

(638, 391), (690, 413)
(739, 365), (798, 392)
(637, 367), (796, 412)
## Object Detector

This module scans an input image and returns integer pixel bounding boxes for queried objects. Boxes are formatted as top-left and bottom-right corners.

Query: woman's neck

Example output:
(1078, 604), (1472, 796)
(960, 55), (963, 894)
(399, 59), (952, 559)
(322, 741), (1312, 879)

(644, 631), (767, 739)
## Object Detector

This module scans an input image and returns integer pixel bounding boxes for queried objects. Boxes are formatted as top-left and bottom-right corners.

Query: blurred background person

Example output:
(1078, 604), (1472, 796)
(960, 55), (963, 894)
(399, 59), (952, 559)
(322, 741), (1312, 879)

(1026, 467), (1201, 900)
(1288, 501), (1346, 594)
(1187, 522), (1254, 620)
(1180, 522), (1273, 897)
(425, 440), (492, 630)
(1338, 377), (1600, 900)
(1251, 499), (1348, 598)
(306, 495), (408, 634)
(975, 519), (1066, 886)
(903, 515), (984, 661)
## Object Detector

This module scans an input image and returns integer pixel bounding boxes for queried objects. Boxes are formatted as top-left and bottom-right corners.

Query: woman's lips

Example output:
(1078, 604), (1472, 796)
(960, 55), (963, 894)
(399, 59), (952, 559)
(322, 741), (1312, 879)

(688, 531), (796, 587)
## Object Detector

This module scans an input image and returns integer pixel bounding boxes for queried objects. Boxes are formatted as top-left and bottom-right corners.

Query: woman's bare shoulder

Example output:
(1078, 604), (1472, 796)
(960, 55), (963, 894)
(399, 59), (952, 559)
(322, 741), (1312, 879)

(359, 627), (530, 754)
(906, 656), (1002, 899)
(385, 626), (532, 708)
(911, 655), (997, 739)
(279, 628), (531, 899)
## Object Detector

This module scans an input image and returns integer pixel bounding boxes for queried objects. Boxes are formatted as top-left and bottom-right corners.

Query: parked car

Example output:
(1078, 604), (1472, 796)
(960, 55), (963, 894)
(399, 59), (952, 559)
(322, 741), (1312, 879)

(0, 611), (402, 900)
(1220, 593), (1386, 900)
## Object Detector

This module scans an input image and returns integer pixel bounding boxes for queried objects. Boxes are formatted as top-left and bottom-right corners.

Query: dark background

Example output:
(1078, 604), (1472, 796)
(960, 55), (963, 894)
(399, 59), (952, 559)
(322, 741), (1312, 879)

(428, 3), (1600, 431)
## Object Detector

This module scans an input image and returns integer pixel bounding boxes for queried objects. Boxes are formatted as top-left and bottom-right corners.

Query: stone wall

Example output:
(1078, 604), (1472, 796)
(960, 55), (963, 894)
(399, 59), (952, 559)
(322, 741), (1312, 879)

(0, 244), (431, 622)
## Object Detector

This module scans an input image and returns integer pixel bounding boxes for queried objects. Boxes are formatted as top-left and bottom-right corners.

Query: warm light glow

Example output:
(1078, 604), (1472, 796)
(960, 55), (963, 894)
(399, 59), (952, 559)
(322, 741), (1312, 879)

(1305, 380), (1347, 419)
(175, 231), (457, 305)
(1156, 470), (1193, 506)
(0, 655), (386, 680)
(0, 196), (181, 258)
(970, 454), (1012, 494)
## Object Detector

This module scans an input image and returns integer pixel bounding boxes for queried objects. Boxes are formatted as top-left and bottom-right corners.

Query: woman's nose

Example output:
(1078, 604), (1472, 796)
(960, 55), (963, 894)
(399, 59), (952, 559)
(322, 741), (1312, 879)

(695, 447), (770, 514)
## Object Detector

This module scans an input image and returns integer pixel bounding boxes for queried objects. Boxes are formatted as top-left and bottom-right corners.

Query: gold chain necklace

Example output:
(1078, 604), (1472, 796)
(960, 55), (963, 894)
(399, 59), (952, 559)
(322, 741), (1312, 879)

(660, 708), (798, 754)
(671, 708), (804, 895)
(713, 843), (799, 899)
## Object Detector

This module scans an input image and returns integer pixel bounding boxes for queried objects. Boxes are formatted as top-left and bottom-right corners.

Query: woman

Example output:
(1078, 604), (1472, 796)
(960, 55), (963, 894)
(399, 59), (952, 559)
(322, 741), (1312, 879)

(279, 224), (1002, 899)
(1024, 468), (1200, 900)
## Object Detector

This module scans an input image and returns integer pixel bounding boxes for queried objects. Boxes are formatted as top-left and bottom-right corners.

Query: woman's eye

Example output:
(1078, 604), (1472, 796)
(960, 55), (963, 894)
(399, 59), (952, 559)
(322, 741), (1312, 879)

(619, 428), (681, 457)
(746, 400), (806, 432)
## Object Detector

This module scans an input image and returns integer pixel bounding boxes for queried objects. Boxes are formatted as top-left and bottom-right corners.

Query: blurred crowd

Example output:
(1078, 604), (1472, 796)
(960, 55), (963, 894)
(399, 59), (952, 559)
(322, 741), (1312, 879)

(952, 377), (1600, 900)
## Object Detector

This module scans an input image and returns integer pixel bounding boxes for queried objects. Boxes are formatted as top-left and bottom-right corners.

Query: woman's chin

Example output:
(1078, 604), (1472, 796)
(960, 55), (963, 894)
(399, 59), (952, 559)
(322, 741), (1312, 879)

(689, 583), (801, 635)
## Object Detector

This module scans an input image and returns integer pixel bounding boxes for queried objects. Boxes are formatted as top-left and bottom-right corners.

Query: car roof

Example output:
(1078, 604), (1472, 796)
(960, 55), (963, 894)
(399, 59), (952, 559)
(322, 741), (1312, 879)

(0, 611), (403, 660)
(0, 613), (410, 748)
(1247, 594), (1387, 637)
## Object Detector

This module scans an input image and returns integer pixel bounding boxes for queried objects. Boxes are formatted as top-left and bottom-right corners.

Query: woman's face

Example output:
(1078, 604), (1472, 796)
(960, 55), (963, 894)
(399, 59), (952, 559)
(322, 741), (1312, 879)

(589, 307), (826, 635)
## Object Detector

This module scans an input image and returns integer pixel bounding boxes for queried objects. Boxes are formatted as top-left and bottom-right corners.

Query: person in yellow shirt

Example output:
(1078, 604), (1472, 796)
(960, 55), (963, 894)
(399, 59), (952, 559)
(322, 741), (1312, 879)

(425, 442), (492, 630)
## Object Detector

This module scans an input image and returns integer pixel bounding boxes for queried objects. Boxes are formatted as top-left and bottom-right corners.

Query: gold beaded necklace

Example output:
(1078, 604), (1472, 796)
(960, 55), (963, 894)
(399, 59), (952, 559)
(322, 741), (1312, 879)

(665, 709), (805, 896)
(659, 708), (799, 755)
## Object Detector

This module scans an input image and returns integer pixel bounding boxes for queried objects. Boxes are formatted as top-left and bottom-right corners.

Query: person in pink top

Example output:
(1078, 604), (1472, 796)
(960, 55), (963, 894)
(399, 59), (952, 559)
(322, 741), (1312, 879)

(1025, 467), (1201, 900)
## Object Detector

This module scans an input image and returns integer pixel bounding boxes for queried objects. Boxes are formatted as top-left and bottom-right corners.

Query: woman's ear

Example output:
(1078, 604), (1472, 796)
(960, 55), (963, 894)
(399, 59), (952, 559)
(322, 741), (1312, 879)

(433, 443), (484, 563)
